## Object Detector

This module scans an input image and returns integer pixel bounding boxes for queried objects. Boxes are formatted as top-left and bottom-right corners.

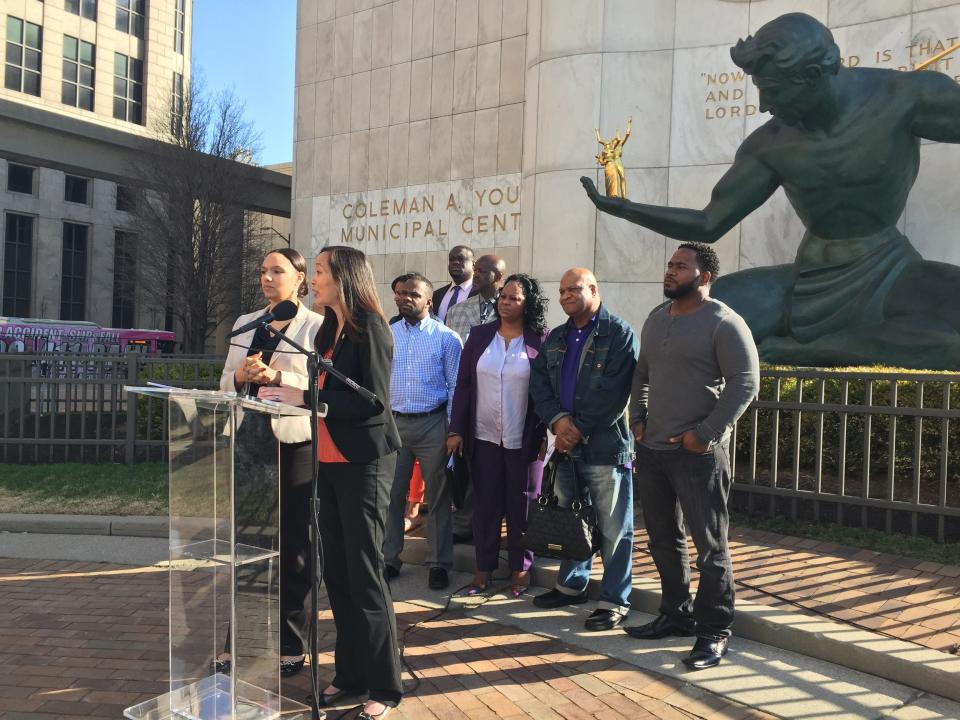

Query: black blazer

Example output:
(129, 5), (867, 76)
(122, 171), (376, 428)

(432, 283), (451, 314)
(305, 312), (401, 463)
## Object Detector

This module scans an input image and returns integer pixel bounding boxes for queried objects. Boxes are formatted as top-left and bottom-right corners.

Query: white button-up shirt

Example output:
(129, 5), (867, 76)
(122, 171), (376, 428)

(475, 333), (530, 449)
(436, 279), (473, 322)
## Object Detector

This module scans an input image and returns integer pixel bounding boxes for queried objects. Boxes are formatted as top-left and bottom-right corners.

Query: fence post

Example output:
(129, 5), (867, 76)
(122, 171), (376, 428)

(125, 385), (136, 466)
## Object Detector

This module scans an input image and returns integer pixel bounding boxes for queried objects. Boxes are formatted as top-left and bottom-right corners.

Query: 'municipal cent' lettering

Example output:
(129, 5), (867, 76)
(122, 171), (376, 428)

(340, 219), (448, 243)
(461, 212), (521, 234)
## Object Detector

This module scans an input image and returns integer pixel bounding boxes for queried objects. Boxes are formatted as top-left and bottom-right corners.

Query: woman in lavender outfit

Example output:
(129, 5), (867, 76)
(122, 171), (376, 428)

(447, 274), (548, 597)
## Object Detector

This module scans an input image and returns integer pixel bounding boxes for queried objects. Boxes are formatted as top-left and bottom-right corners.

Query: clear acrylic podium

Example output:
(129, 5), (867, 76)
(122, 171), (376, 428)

(123, 387), (314, 720)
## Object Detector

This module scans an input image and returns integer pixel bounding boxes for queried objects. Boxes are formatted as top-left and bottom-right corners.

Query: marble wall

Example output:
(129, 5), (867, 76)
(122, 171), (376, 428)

(294, 0), (960, 330)
(293, 0), (526, 309)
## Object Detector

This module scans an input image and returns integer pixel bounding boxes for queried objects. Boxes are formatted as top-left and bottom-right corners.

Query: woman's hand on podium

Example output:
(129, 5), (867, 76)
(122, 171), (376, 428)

(258, 384), (306, 406)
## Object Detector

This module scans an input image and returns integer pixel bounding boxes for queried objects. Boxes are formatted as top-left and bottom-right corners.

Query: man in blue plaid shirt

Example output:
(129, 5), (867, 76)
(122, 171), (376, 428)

(383, 272), (463, 590)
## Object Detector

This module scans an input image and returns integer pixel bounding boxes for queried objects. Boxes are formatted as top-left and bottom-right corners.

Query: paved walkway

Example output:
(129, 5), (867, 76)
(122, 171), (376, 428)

(1, 520), (959, 719)
(0, 555), (769, 720)
(2, 512), (957, 656)
(636, 525), (960, 656)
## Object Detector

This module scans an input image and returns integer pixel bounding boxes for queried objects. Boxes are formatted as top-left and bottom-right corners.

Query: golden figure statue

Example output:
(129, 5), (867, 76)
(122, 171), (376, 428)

(595, 117), (632, 199)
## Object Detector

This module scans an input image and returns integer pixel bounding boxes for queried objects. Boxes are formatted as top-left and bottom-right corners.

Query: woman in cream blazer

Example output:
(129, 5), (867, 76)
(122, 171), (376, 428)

(219, 248), (324, 676)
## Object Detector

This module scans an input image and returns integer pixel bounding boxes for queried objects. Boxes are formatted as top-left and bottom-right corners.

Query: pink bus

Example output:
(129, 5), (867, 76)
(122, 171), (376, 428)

(0, 317), (177, 354)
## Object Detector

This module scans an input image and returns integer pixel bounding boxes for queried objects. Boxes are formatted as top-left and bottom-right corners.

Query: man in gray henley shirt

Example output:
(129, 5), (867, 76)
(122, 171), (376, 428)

(625, 242), (759, 670)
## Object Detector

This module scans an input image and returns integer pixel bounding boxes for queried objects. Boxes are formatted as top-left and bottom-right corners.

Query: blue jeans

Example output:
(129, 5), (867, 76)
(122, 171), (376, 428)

(553, 458), (634, 610)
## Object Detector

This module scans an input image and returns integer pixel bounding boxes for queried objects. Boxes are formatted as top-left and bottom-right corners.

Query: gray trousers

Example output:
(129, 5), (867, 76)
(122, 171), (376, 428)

(383, 411), (453, 570)
(636, 442), (735, 639)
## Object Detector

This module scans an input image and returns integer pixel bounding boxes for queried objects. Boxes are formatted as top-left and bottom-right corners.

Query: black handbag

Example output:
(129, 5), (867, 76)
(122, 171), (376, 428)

(521, 453), (601, 561)
(445, 452), (470, 510)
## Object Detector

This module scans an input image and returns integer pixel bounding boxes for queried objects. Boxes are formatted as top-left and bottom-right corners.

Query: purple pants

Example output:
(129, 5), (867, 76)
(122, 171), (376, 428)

(471, 439), (543, 572)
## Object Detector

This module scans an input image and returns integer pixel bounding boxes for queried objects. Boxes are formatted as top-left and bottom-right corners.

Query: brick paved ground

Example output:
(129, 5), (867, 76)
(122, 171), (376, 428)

(3, 523), (959, 719)
(0, 555), (771, 720)
(631, 525), (960, 655)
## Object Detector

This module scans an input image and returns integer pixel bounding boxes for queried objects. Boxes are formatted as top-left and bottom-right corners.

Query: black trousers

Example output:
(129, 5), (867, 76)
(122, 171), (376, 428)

(279, 440), (313, 656)
(229, 424), (313, 658)
(636, 442), (735, 639)
(317, 453), (402, 705)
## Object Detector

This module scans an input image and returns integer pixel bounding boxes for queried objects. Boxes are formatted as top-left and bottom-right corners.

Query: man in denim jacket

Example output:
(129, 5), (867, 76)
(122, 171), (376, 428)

(529, 268), (640, 631)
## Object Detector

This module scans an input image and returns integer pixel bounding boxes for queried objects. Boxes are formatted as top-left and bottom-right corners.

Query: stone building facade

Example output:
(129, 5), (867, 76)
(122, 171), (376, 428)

(0, 0), (192, 329)
(294, 0), (960, 331)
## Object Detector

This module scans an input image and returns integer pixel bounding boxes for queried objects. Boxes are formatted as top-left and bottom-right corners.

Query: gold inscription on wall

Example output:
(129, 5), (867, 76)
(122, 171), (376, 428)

(338, 184), (521, 244)
(702, 35), (960, 120)
(702, 70), (754, 120)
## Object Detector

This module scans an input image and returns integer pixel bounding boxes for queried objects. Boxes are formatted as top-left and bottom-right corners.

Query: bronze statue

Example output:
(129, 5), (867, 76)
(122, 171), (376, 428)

(595, 117), (632, 198)
(581, 13), (960, 369)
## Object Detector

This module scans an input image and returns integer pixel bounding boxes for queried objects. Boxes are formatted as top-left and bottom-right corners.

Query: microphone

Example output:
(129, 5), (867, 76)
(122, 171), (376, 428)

(226, 300), (298, 338)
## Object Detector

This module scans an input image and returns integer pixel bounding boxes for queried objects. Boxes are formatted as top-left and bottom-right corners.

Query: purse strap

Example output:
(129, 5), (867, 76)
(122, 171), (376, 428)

(538, 453), (591, 508)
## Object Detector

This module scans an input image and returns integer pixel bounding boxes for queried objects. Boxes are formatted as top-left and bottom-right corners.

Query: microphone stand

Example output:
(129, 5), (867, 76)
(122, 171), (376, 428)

(262, 322), (382, 720)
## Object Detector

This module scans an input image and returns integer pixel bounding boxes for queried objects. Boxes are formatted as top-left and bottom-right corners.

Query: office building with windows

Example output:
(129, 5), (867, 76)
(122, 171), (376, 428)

(0, 0), (192, 330)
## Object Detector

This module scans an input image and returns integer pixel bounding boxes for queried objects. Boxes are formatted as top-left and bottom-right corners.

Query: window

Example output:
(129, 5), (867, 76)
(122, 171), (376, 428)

(61, 223), (88, 320)
(113, 53), (143, 124)
(116, 184), (137, 211)
(7, 163), (35, 194)
(174, 0), (185, 53)
(3, 214), (33, 317)
(112, 231), (136, 327)
(62, 35), (95, 111)
(65, 0), (97, 21)
(5, 16), (42, 97)
(64, 175), (90, 204)
(116, 0), (145, 38)
(171, 71), (184, 137)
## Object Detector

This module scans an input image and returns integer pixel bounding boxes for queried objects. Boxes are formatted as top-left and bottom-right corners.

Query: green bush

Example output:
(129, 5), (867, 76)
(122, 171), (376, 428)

(134, 358), (224, 442)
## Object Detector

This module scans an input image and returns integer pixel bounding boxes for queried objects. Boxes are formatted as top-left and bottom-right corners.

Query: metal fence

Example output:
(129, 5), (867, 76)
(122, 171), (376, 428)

(730, 369), (960, 543)
(0, 353), (222, 464)
(2, 355), (958, 541)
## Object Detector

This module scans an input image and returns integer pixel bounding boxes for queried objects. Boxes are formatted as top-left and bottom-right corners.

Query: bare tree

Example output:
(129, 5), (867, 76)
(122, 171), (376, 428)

(131, 79), (269, 353)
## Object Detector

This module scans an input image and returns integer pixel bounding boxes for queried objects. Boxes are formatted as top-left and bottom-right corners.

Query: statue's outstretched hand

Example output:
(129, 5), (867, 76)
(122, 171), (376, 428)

(580, 176), (603, 207)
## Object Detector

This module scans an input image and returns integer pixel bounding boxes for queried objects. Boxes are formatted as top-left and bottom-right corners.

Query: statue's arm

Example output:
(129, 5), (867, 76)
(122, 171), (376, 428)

(911, 71), (960, 143)
(580, 147), (779, 243)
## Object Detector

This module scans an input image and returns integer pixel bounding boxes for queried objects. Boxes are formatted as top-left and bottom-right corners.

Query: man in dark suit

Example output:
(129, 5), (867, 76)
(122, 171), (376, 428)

(433, 245), (474, 322)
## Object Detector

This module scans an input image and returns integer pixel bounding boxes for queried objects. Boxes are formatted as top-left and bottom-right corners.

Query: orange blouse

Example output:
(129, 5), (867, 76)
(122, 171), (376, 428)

(316, 350), (348, 464)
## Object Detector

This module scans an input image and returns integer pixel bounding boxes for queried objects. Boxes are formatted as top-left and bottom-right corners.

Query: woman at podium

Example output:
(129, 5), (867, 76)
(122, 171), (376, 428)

(269, 246), (403, 719)
(220, 248), (325, 676)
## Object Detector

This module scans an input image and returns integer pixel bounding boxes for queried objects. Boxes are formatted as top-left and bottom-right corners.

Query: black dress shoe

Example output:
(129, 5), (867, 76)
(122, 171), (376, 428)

(584, 608), (627, 632)
(280, 657), (304, 677)
(384, 564), (400, 580)
(624, 614), (696, 640)
(317, 687), (367, 707)
(452, 532), (473, 544)
(682, 636), (729, 670)
(428, 567), (449, 590)
(532, 588), (588, 609)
